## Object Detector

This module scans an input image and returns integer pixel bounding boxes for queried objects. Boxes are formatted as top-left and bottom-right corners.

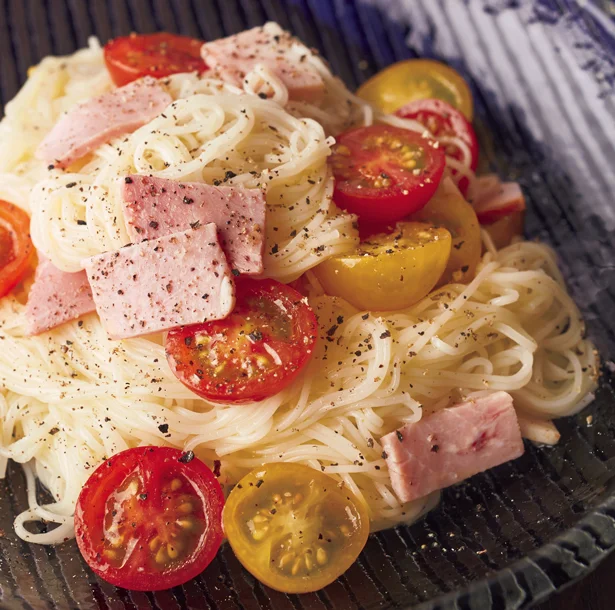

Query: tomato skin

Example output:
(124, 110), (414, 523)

(104, 33), (207, 86)
(409, 177), (481, 286)
(314, 222), (451, 311)
(0, 200), (34, 298)
(166, 278), (318, 403)
(74, 447), (224, 591)
(223, 463), (370, 594)
(396, 98), (479, 199)
(331, 125), (446, 224)
(357, 59), (474, 120)
(483, 211), (525, 250)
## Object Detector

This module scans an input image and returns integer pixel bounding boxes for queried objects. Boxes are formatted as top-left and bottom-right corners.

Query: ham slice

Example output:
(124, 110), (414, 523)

(471, 175), (526, 224)
(382, 392), (524, 503)
(25, 257), (96, 335)
(122, 175), (266, 275)
(36, 77), (172, 169)
(83, 224), (235, 340)
(200, 22), (325, 103)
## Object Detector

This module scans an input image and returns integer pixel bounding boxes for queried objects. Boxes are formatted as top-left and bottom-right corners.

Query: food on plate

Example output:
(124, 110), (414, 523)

(223, 463), (369, 593)
(313, 222), (452, 311)
(356, 58), (474, 119)
(166, 278), (318, 403)
(330, 124), (446, 224)
(0, 199), (34, 298)
(104, 33), (207, 86)
(0, 25), (599, 596)
(74, 446), (224, 591)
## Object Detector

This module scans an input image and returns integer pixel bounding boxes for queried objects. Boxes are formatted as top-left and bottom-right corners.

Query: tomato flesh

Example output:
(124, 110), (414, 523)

(166, 278), (318, 403)
(314, 222), (451, 311)
(0, 200), (34, 298)
(396, 98), (479, 196)
(223, 463), (369, 594)
(331, 125), (446, 224)
(104, 33), (207, 87)
(74, 447), (224, 591)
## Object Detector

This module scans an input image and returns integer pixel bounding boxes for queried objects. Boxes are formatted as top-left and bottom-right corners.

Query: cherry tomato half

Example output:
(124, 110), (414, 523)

(166, 278), (318, 403)
(396, 98), (479, 196)
(313, 222), (451, 311)
(330, 125), (446, 224)
(409, 177), (481, 286)
(0, 200), (34, 298)
(223, 463), (369, 594)
(357, 59), (474, 120)
(104, 33), (207, 87)
(74, 447), (224, 591)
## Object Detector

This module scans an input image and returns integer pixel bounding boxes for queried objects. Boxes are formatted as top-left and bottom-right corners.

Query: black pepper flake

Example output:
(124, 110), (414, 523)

(248, 330), (263, 342)
(190, 220), (201, 230)
(158, 424), (169, 434)
(453, 240), (465, 250)
(77, 219), (87, 226)
(183, 196), (194, 205)
(326, 324), (338, 337)
(380, 330), (391, 339)
(336, 315), (344, 324)
(65, 182), (77, 188)
(271, 244), (279, 254)
(362, 313), (369, 320)
(139, 493), (148, 501)
(178, 450), (195, 464)
(149, 221), (159, 229)
(255, 479), (264, 488)
(124, 176), (133, 184)
(367, 438), (374, 448)
(213, 460), (221, 477)
(184, 336), (192, 346)
(396, 430), (404, 442)
(224, 170), (237, 181)
(231, 269), (240, 277)
(49, 427), (60, 435)
(381, 451), (388, 459)
(431, 444), (440, 453)
(461, 265), (469, 273)
(258, 92), (268, 99)
(47, 164), (55, 170)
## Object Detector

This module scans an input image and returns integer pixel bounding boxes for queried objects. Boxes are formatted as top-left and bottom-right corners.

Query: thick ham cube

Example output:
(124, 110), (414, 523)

(83, 224), (235, 340)
(36, 77), (171, 168)
(25, 257), (96, 335)
(200, 22), (325, 103)
(382, 392), (524, 503)
(471, 175), (526, 224)
(122, 175), (266, 275)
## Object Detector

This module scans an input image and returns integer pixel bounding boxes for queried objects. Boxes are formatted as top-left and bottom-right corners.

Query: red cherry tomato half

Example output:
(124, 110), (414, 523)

(330, 125), (446, 224)
(166, 278), (318, 403)
(0, 200), (34, 298)
(74, 446), (224, 591)
(104, 33), (207, 87)
(396, 98), (479, 196)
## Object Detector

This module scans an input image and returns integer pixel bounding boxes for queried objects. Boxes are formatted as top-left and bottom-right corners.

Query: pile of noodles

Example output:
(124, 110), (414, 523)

(0, 38), (598, 544)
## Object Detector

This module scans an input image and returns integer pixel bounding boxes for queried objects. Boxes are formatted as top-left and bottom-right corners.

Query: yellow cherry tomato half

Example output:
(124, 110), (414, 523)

(483, 210), (525, 250)
(223, 463), (369, 594)
(410, 177), (481, 286)
(313, 222), (451, 311)
(357, 59), (474, 120)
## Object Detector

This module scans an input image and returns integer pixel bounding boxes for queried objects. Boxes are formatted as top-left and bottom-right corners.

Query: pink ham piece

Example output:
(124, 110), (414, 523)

(471, 175), (526, 224)
(36, 77), (172, 169)
(200, 22), (325, 103)
(381, 392), (524, 503)
(83, 223), (235, 340)
(25, 257), (96, 335)
(122, 175), (266, 275)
